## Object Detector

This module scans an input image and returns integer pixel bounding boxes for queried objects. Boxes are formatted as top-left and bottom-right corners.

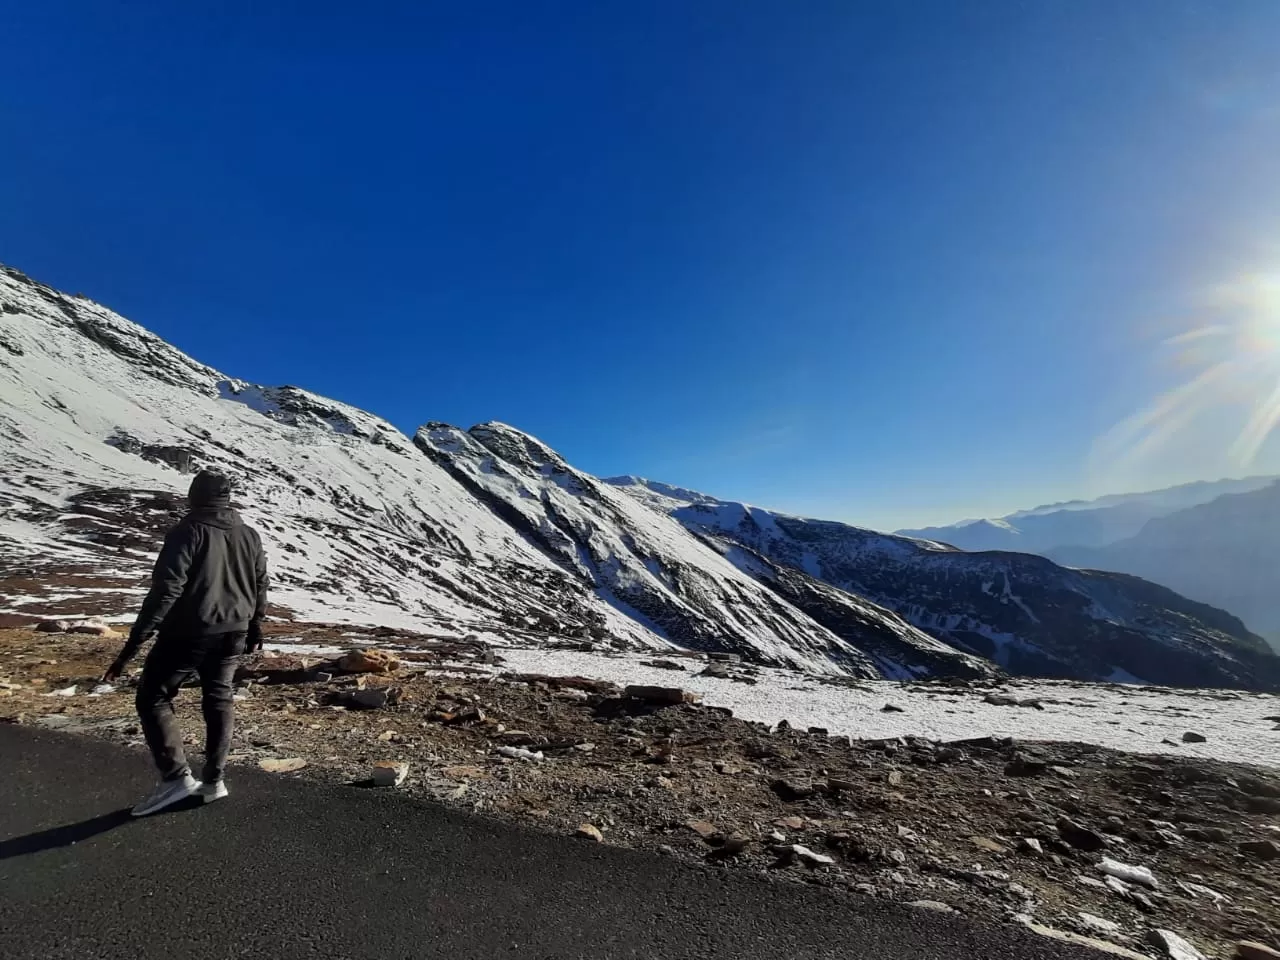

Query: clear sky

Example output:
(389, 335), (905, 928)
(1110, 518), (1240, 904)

(3, 2), (1280, 530)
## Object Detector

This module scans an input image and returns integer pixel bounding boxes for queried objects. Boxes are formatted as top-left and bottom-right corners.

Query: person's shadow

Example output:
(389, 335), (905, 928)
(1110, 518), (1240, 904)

(0, 808), (135, 859)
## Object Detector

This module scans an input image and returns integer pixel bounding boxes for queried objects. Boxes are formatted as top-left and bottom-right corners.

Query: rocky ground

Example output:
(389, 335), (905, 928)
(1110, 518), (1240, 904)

(3, 623), (1279, 960)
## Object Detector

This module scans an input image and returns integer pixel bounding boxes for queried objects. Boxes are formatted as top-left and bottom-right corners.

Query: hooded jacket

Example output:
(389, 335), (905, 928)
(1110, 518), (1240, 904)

(118, 471), (269, 663)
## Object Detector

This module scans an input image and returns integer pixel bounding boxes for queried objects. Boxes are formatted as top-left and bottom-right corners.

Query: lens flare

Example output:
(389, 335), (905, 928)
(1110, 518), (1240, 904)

(1098, 270), (1280, 472)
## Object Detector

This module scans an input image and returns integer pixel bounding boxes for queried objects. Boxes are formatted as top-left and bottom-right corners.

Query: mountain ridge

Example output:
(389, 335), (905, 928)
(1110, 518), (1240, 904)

(2, 263), (1277, 689)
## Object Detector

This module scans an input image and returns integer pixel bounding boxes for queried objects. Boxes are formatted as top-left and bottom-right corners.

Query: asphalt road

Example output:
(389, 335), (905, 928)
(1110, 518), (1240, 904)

(0, 725), (1102, 960)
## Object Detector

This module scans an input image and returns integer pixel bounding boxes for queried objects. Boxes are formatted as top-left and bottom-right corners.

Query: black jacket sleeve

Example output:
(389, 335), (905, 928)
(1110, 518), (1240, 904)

(251, 531), (269, 628)
(115, 524), (198, 666)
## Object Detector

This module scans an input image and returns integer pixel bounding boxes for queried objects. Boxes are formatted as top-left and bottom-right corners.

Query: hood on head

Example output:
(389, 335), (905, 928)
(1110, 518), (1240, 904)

(188, 470), (232, 509)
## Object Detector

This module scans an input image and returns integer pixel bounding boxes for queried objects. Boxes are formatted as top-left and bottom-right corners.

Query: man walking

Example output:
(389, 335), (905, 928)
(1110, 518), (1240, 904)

(103, 470), (269, 817)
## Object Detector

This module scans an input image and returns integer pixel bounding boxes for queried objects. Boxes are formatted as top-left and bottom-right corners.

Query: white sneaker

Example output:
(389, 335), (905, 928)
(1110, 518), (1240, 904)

(199, 780), (229, 804)
(131, 773), (200, 817)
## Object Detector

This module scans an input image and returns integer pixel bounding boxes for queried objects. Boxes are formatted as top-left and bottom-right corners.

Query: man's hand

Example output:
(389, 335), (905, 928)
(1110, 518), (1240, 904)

(246, 624), (264, 654)
(101, 661), (123, 683)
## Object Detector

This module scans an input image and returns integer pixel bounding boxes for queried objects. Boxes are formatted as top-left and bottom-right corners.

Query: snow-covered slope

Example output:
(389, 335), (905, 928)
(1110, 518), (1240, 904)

(1051, 481), (1280, 652)
(897, 476), (1278, 554)
(0, 264), (988, 678)
(415, 424), (992, 678)
(607, 477), (1280, 691)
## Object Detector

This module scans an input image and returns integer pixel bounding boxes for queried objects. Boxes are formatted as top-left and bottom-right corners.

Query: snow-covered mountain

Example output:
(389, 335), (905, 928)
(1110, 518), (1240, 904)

(1050, 482), (1280, 653)
(2, 262), (1276, 689)
(607, 478), (1280, 690)
(0, 264), (985, 679)
(896, 476), (1277, 554)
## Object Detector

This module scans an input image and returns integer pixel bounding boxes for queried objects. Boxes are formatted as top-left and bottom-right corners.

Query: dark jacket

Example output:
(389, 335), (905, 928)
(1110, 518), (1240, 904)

(118, 474), (268, 664)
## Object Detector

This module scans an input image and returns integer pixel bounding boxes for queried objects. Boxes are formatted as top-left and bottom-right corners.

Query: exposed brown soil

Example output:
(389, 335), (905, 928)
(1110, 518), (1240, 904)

(2, 625), (1278, 959)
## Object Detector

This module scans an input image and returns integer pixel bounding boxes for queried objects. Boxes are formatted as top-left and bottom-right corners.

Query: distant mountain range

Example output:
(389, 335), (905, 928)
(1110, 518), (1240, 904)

(1, 262), (1277, 688)
(898, 477), (1280, 652)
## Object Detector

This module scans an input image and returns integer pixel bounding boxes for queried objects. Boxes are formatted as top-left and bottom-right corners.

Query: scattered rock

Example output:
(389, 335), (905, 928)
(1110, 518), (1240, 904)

(686, 820), (721, 841)
(1058, 817), (1108, 852)
(576, 823), (604, 842)
(1005, 753), (1049, 777)
(710, 835), (750, 858)
(1236, 942), (1280, 960)
(1019, 838), (1044, 856)
(970, 836), (1007, 854)
(1098, 857), (1159, 889)
(68, 619), (118, 637)
(346, 688), (389, 710)
(623, 684), (697, 706)
(886, 770), (903, 787)
(259, 758), (307, 773)
(881, 703), (905, 713)
(770, 778), (818, 802)
(1022, 921), (1150, 959)
(774, 816), (805, 830)
(1078, 913), (1122, 935)
(644, 659), (686, 671)
(43, 685), (77, 697)
(1147, 929), (1208, 960)
(1182, 731), (1207, 744)
(496, 746), (545, 762)
(35, 620), (69, 633)
(336, 649), (400, 674)
(1238, 839), (1279, 860)
(909, 900), (954, 913)
(776, 844), (834, 867)
(1182, 826), (1229, 843)
(371, 761), (408, 787)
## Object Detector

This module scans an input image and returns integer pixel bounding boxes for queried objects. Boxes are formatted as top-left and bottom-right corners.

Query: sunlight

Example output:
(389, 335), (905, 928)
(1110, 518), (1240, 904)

(1100, 269), (1280, 471)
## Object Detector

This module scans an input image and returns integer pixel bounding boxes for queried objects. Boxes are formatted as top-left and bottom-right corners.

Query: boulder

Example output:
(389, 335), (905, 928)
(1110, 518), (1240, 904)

(1146, 930), (1207, 960)
(336, 649), (400, 674)
(1236, 943), (1280, 960)
(909, 901), (954, 913)
(68, 620), (119, 638)
(1181, 731), (1207, 744)
(1239, 839), (1280, 860)
(575, 823), (604, 842)
(371, 761), (408, 787)
(1057, 817), (1107, 852)
(35, 620), (69, 633)
(259, 758), (307, 773)
(624, 684), (696, 706)
(346, 688), (389, 710)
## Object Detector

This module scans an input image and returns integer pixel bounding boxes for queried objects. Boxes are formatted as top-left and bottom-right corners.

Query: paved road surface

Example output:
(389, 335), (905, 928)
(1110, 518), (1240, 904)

(0, 725), (1100, 959)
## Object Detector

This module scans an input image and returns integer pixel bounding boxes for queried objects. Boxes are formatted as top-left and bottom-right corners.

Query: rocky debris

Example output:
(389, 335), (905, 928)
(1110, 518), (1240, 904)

(336, 649), (400, 675)
(1182, 731), (1208, 744)
(1021, 921), (1151, 959)
(507, 673), (620, 696)
(496, 746), (544, 762)
(1058, 817), (1108, 852)
(1019, 838), (1044, 855)
(685, 820), (721, 842)
(773, 844), (834, 868)
(1236, 943), (1280, 960)
(575, 823), (603, 842)
(371, 761), (408, 787)
(1238, 839), (1279, 860)
(1182, 826), (1229, 843)
(1099, 857), (1159, 889)
(970, 836), (1008, 854)
(345, 688), (390, 710)
(259, 758), (307, 773)
(1078, 913), (1122, 935)
(1147, 929), (1208, 960)
(881, 703), (905, 713)
(35, 620), (69, 633)
(909, 900), (954, 913)
(770, 778), (819, 802)
(67, 619), (119, 638)
(1005, 752), (1049, 776)
(644, 659), (686, 671)
(983, 693), (1045, 709)
(623, 685), (698, 706)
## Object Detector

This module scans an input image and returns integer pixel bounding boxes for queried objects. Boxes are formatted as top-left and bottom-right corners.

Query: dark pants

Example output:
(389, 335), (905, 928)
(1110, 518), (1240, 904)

(135, 632), (246, 783)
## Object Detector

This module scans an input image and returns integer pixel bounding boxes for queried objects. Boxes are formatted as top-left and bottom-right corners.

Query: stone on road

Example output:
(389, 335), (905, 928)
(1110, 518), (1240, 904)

(0, 726), (1102, 960)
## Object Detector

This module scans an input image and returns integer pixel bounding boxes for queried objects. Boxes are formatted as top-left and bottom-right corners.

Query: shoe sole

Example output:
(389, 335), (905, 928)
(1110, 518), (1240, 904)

(132, 784), (199, 817)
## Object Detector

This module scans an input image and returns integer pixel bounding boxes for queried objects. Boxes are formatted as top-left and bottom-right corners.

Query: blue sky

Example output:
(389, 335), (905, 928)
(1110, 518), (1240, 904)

(3, 2), (1279, 530)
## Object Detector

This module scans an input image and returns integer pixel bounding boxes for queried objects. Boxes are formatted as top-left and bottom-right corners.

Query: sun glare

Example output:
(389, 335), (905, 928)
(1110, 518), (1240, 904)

(1099, 269), (1280, 472)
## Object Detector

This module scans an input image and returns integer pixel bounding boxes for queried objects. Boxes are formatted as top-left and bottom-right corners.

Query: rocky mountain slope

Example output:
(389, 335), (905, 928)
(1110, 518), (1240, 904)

(897, 476), (1277, 554)
(0, 264), (985, 679)
(1051, 482), (1280, 652)
(2, 262), (1276, 688)
(607, 478), (1280, 690)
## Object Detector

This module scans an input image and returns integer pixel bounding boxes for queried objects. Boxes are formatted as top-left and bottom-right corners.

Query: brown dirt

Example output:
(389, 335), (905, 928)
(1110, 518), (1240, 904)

(2, 625), (1277, 959)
